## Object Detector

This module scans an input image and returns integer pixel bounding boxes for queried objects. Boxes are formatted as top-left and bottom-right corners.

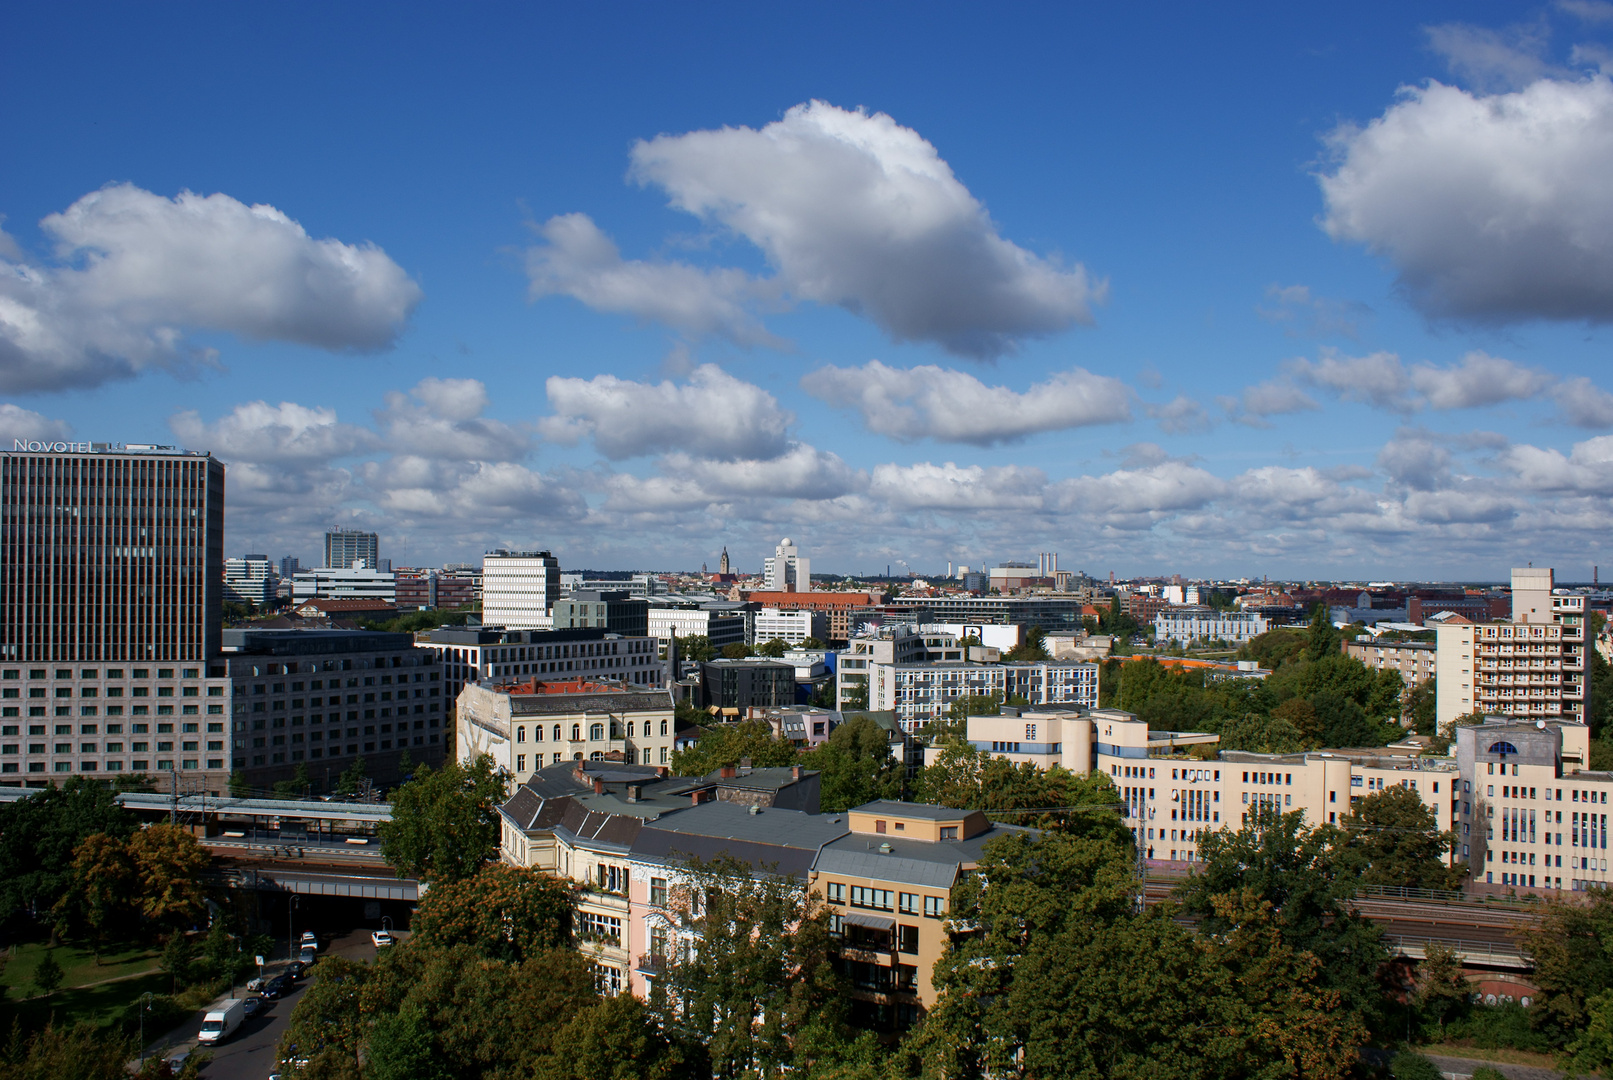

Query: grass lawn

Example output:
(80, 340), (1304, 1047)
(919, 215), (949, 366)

(1, 937), (161, 992)
(3, 969), (171, 1032)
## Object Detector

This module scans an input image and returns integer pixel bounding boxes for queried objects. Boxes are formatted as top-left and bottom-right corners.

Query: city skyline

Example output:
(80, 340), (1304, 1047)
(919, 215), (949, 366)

(5, 3), (1613, 578)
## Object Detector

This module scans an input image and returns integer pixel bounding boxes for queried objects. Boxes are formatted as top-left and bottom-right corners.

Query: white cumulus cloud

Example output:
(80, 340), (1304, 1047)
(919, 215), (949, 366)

(541, 364), (793, 461)
(525, 213), (782, 347)
(1290, 349), (1553, 412)
(377, 377), (530, 461)
(0, 403), (71, 441)
(800, 360), (1130, 444)
(1319, 75), (1613, 323)
(533, 101), (1102, 358)
(170, 400), (379, 463)
(868, 461), (1047, 511)
(0, 184), (422, 391)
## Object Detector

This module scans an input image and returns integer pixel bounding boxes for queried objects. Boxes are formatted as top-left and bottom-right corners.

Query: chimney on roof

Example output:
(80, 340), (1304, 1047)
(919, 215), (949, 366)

(719, 764), (736, 779)
(592, 777), (605, 795)
(572, 760), (588, 785)
(656, 766), (669, 778)
(626, 784), (641, 803)
(792, 764), (802, 780)
(739, 756), (752, 775)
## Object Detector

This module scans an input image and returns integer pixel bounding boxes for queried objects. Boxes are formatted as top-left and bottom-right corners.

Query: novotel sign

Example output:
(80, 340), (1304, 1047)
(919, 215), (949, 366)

(13, 440), (97, 453)
(11, 440), (190, 455)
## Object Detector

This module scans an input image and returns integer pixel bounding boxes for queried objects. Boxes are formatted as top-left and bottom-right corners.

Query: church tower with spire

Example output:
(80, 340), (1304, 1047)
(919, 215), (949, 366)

(719, 546), (730, 575)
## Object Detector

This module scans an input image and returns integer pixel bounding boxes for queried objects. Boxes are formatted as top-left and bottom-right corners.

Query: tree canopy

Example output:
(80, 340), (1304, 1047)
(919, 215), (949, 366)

(0, 779), (134, 931)
(669, 720), (798, 776)
(377, 754), (506, 884)
(800, 716), (903, 812)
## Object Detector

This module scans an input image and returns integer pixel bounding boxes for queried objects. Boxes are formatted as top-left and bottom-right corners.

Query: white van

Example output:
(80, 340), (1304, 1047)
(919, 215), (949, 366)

(198, 998), (247, 1043)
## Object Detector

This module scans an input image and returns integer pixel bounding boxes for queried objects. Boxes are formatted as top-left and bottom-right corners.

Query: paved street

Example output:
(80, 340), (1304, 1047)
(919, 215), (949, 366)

(142, 926), (405, 1079)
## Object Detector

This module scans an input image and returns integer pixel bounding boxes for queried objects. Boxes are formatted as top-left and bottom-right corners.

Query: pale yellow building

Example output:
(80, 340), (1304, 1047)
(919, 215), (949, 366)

(457, 678), (676, 786)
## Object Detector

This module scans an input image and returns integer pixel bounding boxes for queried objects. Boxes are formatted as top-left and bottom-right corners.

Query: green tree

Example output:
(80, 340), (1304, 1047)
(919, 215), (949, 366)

(366, 1006), (452, 1080)
(1215, 711), (1306, 754)
(917, 740), (1129, 835)
(0, 1021), (137, 1080)
(32, 950), (62, 996)
(1406, 677), (1437, 734)
(1177, 807), (1389, 1032)
(1389, 1051), (1443, 1080)
(1415, 940), (1472, 1038)
(334, 756), (368, 798)
(801, 716), (903, 812)
(841, 680), (869, 711)
(531, 993), (696, 1080)
(648, 856), (854, 1079)
(668, 720), (797, 776)
(0, 779), (134, 931)
(799, 636), (825, 650)
(1565, 987), (1613, 1076)
(946, 691), (1003, 721)
(1006, 625), (1050, 662)
(160, 931), (193, 993)
(127, 824), (210, 928)
(274, 762), (313, 800)
(1306, 604), (1340, 661)
(721, 642), (754, 660)
(410, 864), (573, 962)
(227, 770), (251, 798)
(1339, 784), (1463, 890)
(53, 832), (137, 953)
(675, 635), (715, 664)
(377, 755), (506, 884)
(756, 637), (788, 658)
(1517, 887), (1613, 1042)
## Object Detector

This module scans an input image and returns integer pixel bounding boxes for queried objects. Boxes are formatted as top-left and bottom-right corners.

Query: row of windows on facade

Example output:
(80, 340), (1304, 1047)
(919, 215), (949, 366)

(821, 882), (949, 916)
(515, 747), (667, 769)
(515, 719), (671, 744)
(3, 666), (203, 680)
(241, 734), (438, 768)
(237, 673), (435, 694)
(2, 757), (221, 774)
(1470, 776), (1611, 802)
(2, 704), (220, 718)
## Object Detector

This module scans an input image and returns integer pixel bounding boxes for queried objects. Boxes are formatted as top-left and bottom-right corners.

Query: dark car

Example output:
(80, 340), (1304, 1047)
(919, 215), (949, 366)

(261, 974), (294, 999)
(243, 996), (265, 1019)
(285, 960), (308, 980)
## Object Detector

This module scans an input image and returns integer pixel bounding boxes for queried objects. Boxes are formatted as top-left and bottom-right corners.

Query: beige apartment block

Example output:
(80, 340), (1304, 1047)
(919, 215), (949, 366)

(1345, 639), (1436, 685)
(1435, 568), (1588, 733)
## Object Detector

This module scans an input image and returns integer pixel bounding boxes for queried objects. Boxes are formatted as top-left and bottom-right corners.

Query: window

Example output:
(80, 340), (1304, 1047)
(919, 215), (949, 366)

(825, 882), (845, 904)
(577, 911), (622, 946)
(590, 963), (622, 996)
(650, 877), (668, 907)
(849, 886), (893, 911)
(923, 896), (946, 918)
(898, 924), (919, 954)
(571, 724), (581, 741)
(516, 754), (526, 771)
(899, 892), (917, 914)
(939, 826), (958, 841)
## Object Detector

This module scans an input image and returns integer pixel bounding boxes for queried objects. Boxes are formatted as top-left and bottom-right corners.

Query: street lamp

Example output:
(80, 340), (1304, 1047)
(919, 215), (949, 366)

(288, 896), (299, 963)
(381, 915), (393, 933)
(137, 992), (154, 1064)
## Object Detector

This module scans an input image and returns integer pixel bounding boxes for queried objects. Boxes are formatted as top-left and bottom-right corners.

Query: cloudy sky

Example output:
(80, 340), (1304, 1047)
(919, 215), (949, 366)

(5, 2), (1613, 581)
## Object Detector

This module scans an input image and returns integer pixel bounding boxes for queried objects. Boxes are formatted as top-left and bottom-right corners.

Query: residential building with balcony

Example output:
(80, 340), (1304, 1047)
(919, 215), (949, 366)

(1435, 567), (1588, 732)
(867, 659), (1099, 733)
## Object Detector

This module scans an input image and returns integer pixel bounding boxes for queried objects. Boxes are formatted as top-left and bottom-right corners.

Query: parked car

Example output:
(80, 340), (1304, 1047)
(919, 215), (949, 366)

(371, 930), (394, 948)
(285, 960), (308, 980)
(299, 945), (317, 966)
(298, 931), (319, 952)
(261, 974), (293, 999)
(242, 996), (265, 1019)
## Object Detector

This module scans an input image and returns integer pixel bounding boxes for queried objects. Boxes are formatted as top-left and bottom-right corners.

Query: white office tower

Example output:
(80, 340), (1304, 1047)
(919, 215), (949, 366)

(763, 537), (810, 593)
(482, 550), (561, 629)
(223, 555), (274, 607)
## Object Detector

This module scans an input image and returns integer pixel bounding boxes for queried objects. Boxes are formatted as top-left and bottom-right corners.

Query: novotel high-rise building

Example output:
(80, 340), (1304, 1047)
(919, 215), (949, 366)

(0, 440), (230, 789)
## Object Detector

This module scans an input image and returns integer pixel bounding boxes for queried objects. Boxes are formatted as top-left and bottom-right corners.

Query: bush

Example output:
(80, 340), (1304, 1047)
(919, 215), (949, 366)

(1468, 1068), (1506, 1080)
(1440, 1001), (1556, 1053)
(1389, 1051), (1442, 1080)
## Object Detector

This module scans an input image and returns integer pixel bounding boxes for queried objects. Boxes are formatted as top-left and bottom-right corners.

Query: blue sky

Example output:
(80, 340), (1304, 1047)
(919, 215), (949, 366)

(4, 2), (1613, 580)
